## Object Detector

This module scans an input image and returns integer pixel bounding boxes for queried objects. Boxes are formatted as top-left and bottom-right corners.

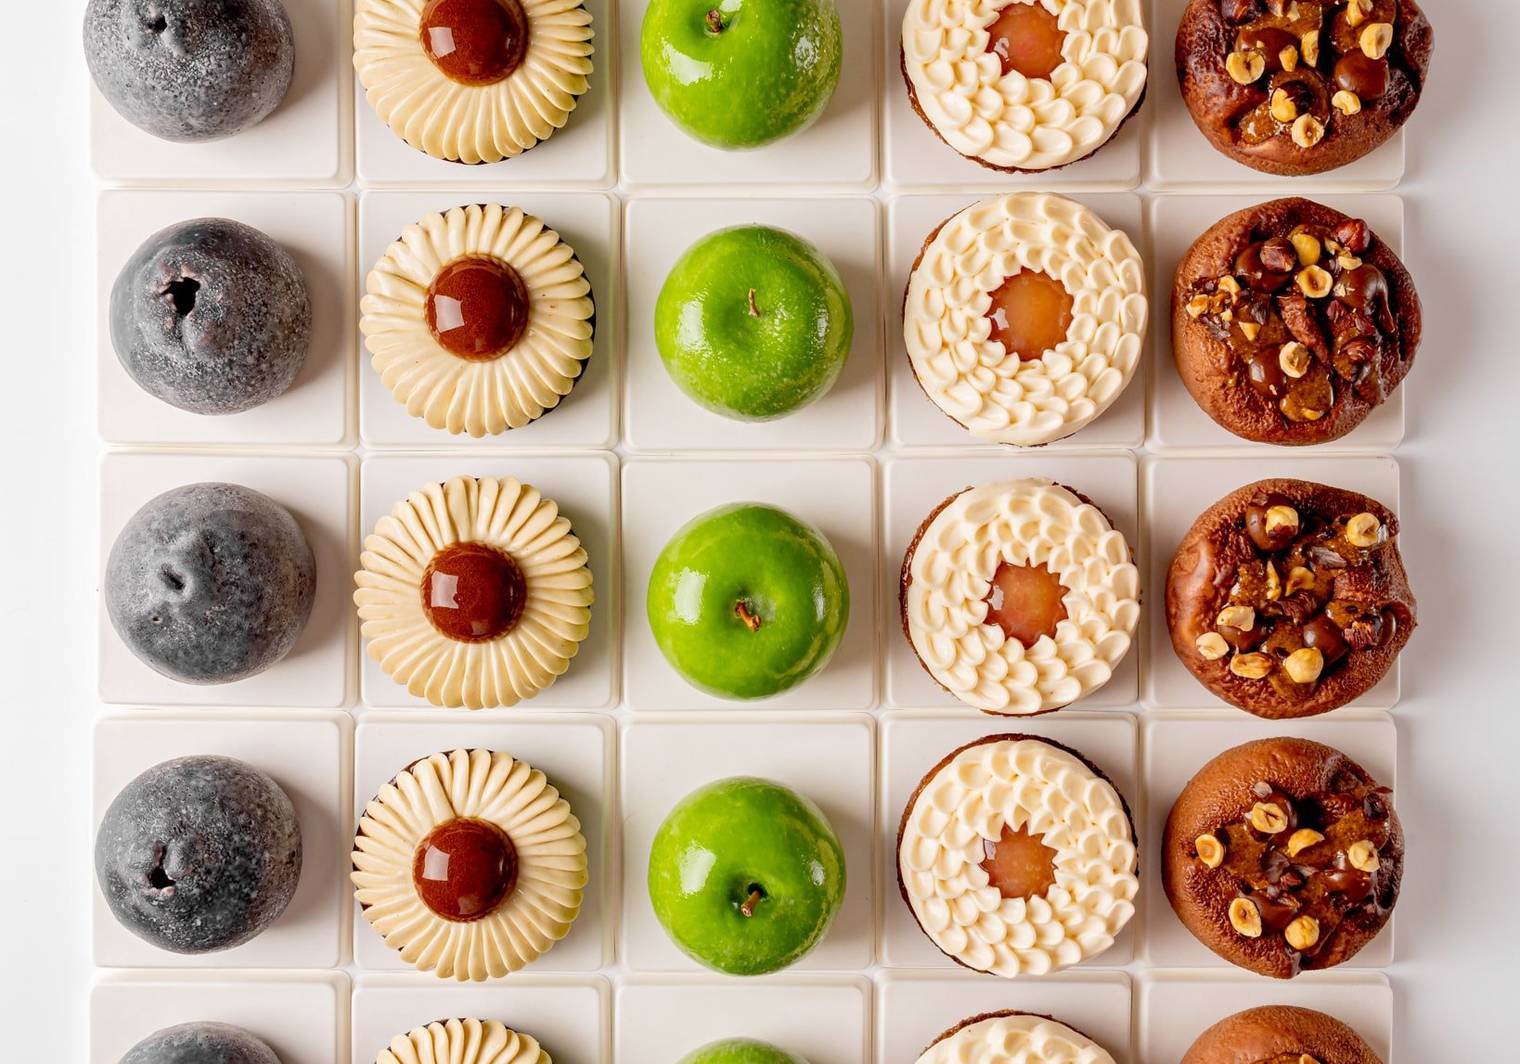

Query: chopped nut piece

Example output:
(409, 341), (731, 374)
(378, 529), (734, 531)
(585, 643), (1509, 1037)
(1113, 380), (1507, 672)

(1280, 45), (1299, 72)
(1238, 320), (1263, 341)
(1265, 505), (1299, 536)
(1286, 828), (1325, 857)
(1296, 264), (1333, 299)
(1292, 113), (1326, 148)
(1301, 29), (1320, 65)
(1284, 646), (1325, 684)
(1361, 22), (1394, 60)
(1298, 406), (1325, 421)
(1196, 632), (1230, 660)
(1186, 293), (1212, 318)
(1279, 341), (1311, 378)
(1230, 652), (1274, 679)
(1229, 897), (1263, 937)
(1337, 252), (1364, 271)
(1286, 566), (1315, 594)
(1345, 512), (1383, 547)
(1333, 89), (1363, 116)
(1218, 605), (1256, 631)
(1265, 560), (1282, 601)
(1227, 49), (1267, 84)
(1195, 834), (1225, 868)
(1290, 231), (1321, 266)
(1270, 89), (1299, 123)
(1285, 914), (1321, 951)
(1348, 839), (1381, 872)
(1346, 0), (1371, 27)
(1299, 1056), (1320, 1064)
(1218, 275), (1242, 296)
(1249, 801), (1290, 834)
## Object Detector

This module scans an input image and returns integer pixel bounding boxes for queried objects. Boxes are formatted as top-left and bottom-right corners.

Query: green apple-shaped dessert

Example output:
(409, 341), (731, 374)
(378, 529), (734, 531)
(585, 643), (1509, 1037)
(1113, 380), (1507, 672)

(656, 226), (853, 422)
(640, 0), (844, 149)
(677, 1037), (811, 1064)
(649, 776), (846, 975)
(647, 503), (849, 699)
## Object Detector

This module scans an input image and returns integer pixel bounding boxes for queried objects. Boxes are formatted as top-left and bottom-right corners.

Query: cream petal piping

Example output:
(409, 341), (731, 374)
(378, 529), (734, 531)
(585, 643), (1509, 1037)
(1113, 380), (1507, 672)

(355, 475), (594, 710)
(354, 749), (589, 981)
(377, 1017), (551, 1064)
(917, 1013), (1117, 1063)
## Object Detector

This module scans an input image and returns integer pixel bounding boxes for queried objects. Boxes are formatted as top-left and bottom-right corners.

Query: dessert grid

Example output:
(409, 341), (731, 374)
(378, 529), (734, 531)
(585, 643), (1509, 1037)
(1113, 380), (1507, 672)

(88, 0), (1411, 1061)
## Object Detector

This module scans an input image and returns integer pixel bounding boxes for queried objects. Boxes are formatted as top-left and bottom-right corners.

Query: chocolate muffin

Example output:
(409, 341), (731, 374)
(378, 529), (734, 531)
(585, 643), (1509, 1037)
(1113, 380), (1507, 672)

(1182, 1005), (1383, 1064)
(917, 1011), (1118, 1062)
(1176, 0), (1433, 176)
(1163, 737), (1402, 978)
(1173, 198), (1420, 445)
(1166, 479), (1414, 718)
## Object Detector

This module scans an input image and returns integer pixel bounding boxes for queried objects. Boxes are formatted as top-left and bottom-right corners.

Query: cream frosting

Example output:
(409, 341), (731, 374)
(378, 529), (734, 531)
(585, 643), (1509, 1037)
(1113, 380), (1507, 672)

(354, 749), (588, 982)
(355, 475), (594, 710)
(918, 1013), (1117, 1063)
(355, 0), (594, 164)
(899, 737), (1138, 977)
(361, 203), (595, 438)
(904, 479), (1139, 714)
(376, 1018), (551, 1064)
(904, 192), (1146, 446)
(902, 0), (1147, 170)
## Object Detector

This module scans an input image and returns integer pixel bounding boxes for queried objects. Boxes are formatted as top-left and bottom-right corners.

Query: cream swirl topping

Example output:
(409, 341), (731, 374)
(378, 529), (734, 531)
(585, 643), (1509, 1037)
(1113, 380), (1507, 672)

(905, 192), (1146, 446)
(899, 737), (1138, 977)
(902, 0), (1147, 170)
(918, 1012), (1117, 1063)
(377, 1018), (551, 1064)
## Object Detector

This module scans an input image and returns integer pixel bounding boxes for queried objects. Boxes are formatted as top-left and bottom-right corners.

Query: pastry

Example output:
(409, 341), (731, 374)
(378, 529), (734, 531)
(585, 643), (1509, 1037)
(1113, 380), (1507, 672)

(1173, 198), (1420, 445)
(1166, 478), (1414, 717)
(95, 756), (302, 953)
(897, 735), (1138, 976)
(354, 475), (593, 710)
(376, 1018), (549, 1064)
(900, 478), (1139, 715)
(901, 0), (1149, 172)
(1182, 1005), (1382, 1064)
(120, 1022), (281, 1064)
(1163, 737), (1402, 978)
(84, 0), (295, 142)
(354, 0), (593, 164)
(352, 749), (588, 981)
(1176, 0), (1433, 176)
(904, 193), (1146, 446)
(360, 203), (595, 437)
(105, 482), (316, 685)
(110, 218), (312, 416)
(917, 1012), (1117, 1063)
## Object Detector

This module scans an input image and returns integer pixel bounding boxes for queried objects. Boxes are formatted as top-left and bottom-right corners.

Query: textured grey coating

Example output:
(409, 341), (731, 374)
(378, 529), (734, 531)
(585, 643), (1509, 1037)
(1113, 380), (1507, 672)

(110, 218), (312, 416)
(119, 1021), (282, 1064)
(83, 0), (295, 142)
(95, 756), (302, 955)
(105, 482), (316, 685)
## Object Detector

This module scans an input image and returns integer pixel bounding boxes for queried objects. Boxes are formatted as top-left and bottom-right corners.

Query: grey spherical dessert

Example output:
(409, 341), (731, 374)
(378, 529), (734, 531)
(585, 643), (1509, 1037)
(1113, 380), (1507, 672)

(110, 218), (312, 416)
(120, 1021), (282, 1064)
(105, 482), (316, 685)
(96, 756), (303, 954)
(83, 0), (295, 142)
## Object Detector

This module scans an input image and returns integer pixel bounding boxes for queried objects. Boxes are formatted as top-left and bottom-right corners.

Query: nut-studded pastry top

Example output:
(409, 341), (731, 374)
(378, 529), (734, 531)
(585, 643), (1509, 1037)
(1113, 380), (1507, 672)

(898, 736), (1138, 976)
(1163, 738), (1402, 979)
(1175, 0), (1433, 176)
(904, 193), (1146, 447)
(362, 203), (595, 438)
(1166, 479), (1414, 719)
(376, 1018), (551, 1064)
(355, 475), (593, 710)
(902, 0), (1148, 172)
(1181, 1005), (1384, 1064)
(354, 0), (594, 164)
(1173, 198), (1420, 445)
(353, 749), (588, 982)
(918, 1011), (1118, 1064)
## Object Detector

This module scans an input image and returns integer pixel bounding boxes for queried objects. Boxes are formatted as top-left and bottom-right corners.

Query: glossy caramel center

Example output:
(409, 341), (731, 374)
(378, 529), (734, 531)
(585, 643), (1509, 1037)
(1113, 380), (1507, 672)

(981, 822), (1059, 900)
(419, 0), (530, 86)
(984, 560), (1069, 645)
(421, 541), (526, 643)
(985, 270), (1074, 362)
(412, 817), (518, 922)
(985, 1), (1068, 80)
(425, 255), (530, 362)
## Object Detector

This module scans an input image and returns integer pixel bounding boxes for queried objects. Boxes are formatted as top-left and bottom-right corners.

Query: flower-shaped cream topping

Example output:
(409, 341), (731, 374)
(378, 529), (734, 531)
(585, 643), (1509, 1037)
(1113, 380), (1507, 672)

(919, 1012), (1117, 1063)
(905, 192), (1146, 446)
(362, 203), (595, 438)
(902, 0), (1147, 171)
(355, 0), (594, 164)
(903, 479), (1138, 714)
(377, 1018), (551, 1064)
(354, 749), (588, 981)
(899, 737), (1138, 977)
(355, 475), (593, 709)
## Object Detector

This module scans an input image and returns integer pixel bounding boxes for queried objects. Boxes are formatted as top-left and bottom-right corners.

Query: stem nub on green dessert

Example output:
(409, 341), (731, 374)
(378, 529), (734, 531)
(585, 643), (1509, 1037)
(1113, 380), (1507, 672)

(735, 600), (763, 632)
(740, 884), (765, 917)
(747, 287), (760, 317)
(705, 9), (725, 34)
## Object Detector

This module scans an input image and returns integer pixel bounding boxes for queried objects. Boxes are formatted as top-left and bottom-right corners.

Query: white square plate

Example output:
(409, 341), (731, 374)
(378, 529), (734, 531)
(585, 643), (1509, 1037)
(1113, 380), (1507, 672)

(357, 191), (619, 450)
(620, 714), (876, 973)
(885, 194), (1148, 450)
(91, 970), (348, 1064)
(879, 711), (1140, 969)
(618, 0), (877, 189)
(882, 453), (1140, 711)
(1148, 194), (1406, 452)
(1143, 455), (1401, 710)
(92, 713), (352, 969)
(622, 457), (876, 711)
(98, 453), (356, 709)
(351, 713), (614, 972)
(1141, 710), (1397, 968)
(623, 197), (883, 452)
(355, 0), (614, 188)
(97, 190), (354, 448)
(358, 454), (619, 711)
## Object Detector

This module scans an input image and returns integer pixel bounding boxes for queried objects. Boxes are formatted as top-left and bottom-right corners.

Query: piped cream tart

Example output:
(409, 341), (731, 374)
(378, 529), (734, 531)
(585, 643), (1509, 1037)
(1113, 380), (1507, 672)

(355, 475), (593, 710)
(353, 749), (588, 982)
(354, 0), (594, 164)
(904, 192), (1146, 446)
(376, 1018), (551, 1064)
(898, 735), (1138, 976)
(901, 0), (1148, 172)
(918, 1011), (1118, 1063)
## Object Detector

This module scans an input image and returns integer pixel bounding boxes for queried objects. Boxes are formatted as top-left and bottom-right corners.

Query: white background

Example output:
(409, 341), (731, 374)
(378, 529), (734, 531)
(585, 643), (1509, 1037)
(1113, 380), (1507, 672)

(5, 0), (1520, 1057)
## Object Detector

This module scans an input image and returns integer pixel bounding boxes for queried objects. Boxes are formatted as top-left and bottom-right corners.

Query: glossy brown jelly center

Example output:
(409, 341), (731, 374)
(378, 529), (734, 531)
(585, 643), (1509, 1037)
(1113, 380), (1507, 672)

(985, 270), (1074, 362)
(419, 0), (530, 86)
(984, 561), (1069, 645)
(425, 255), (530, 362)
(412, 817), (518, 922)
(421, 541), (527, 643)
(985, 1), (1069, 80)
(981, 822), (1059, 900)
